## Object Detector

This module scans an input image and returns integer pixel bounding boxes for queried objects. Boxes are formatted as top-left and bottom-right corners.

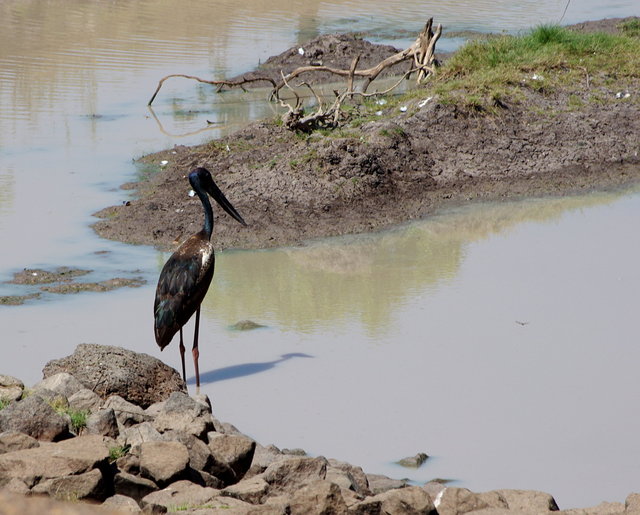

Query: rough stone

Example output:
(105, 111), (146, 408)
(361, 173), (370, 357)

(263, 456), (328, 495)
(139, 440), (190, 486)
(0, 491), (128, 514)
(140, 480), (220, 512)
(102, 493), (142, 512)
(31, 468), (107, 501)
(68, 388), (104, 413)
(161, 430), (235, 485)
(435, 487), (509, 515)
(152, 392), (215, 439)
(104, 395), (147, 428)
(85, 408), (119, 438)
(33, 372), (85, 400)
(494, 489), (559, 511)
(207, 432), (256, 480)
(626, 493), (640, 512)
(0, 431), (39, 455)
(222, 475), (269, 504)
(0, 434), (110, 488)
(42, 343), (186, 408)
(327, 458), (371, 496)
(366, 473), (409, 494)
(0, 478), (30, 495)
(119, 421), (163, 447)
(113, 471), (158, 502)
(374, 485), (436, 514)
(558, 501), (625, 515)
(247, 443), (287, 477)
(0, 395), (70, 442)
(397, 452), (429, 468)
(288, 479), (348, 515)
(0, 376), (24, 403)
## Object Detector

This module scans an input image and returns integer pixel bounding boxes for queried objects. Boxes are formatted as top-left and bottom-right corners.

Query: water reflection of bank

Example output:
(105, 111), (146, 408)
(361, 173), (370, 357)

(202, 188), (635, 333)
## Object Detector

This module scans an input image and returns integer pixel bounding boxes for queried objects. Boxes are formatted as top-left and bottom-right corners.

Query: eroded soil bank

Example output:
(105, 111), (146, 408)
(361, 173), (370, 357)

(93, 18), (640, 252)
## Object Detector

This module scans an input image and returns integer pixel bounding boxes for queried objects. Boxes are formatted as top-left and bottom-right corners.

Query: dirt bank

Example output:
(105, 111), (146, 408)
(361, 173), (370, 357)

(93, 18), (640, 252)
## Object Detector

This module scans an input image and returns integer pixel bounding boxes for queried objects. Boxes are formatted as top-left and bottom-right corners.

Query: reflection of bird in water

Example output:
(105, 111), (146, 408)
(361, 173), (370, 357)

(198, 353), (314, 385)
(154, 167), (246, 388)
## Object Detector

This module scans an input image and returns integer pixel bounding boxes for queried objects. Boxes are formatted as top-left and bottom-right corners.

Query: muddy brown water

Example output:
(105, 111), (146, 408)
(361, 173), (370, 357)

(1, 0), (640, 509)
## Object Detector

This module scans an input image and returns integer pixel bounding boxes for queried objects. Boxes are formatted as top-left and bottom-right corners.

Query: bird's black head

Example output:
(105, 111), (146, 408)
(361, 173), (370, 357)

(189, 167), (247, 227)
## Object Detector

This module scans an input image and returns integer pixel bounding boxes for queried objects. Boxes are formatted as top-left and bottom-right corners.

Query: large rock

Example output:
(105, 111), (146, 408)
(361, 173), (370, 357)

(85, 408), (119, 438)
(119, 421), (163, 447)
(0, 432), (39, 455)
(42, 344), (186, 408)
(207, 432), (256, 480)
(263, 456), (328, 495)
(103, 395), (148, 428)
(140, 479), (220, 512)
(0, 375), (24, 403)
(68, 388), (104, 413)
(494, 489), (559, 511)
(0, 434), (111, 488)
(163, 430), (236, 486)
(0, 491), (127, 515)
(434, 487), (508, 515)
(113, 471), (158, 503)
(33, 372), (85, 399)
(222, 476), (270, 504)
(0, 394), (69, 441)
(139, 440), (190, 486)
(152, 391), (215, 439)
(30, 468), (107, 501)
(327, 458), (371, 496)
(289, 479), (348, 515)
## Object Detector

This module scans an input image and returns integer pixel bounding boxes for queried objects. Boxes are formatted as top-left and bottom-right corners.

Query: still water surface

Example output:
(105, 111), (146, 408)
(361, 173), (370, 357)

(1, 0), (639, 508)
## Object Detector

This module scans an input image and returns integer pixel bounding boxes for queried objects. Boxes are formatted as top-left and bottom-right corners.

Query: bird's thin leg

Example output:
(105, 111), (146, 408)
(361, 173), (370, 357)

(179, 328), (186, 383)
(193, 306), (201, 388)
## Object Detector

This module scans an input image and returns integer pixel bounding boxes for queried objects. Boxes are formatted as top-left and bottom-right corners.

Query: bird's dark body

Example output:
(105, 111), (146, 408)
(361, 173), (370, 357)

(154, 231), (215, 350)
(152, 167), (246, 387)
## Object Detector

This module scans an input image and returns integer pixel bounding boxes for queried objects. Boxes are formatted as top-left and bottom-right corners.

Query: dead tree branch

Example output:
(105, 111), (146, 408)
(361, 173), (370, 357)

(147, 18), (442, 132)
(148, 74), (277, 106)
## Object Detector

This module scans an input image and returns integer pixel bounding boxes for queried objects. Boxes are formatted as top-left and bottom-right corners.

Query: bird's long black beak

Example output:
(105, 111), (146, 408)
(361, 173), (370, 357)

(206, 179), (247, 226)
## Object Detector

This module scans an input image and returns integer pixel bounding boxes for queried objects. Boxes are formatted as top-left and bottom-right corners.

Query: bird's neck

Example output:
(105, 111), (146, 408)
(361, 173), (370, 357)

(197, 189), (214, 240)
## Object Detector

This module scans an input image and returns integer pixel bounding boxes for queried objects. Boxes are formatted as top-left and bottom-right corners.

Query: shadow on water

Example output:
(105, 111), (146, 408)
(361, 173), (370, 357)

(190, 352), (314, 385)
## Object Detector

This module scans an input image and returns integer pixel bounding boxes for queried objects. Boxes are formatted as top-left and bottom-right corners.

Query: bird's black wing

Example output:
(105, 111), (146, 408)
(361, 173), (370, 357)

(154, 245), (210, 347)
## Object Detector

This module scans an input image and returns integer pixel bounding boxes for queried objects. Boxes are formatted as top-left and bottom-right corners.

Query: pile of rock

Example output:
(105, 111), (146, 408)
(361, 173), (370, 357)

(0, 344), (637, 514)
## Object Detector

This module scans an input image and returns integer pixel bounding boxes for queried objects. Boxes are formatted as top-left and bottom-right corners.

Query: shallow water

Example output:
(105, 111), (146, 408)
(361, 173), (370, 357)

(1, 0), (639, 509)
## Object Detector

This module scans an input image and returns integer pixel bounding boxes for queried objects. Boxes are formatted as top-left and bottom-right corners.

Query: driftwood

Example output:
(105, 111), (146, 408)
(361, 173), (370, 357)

(148, 75), (277, 106)
(147, 18), (442, 132)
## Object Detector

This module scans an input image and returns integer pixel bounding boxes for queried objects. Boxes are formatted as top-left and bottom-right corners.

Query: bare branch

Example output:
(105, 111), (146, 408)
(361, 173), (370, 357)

(148, 74), (277, 105)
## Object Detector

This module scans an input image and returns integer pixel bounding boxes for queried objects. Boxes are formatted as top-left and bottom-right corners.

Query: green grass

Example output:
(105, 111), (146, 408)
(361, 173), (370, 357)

(108, 444), (131, 463)
(426, 24), (640, 110)
(0, 399), (10, 410)
(47, 397), (90, 434)
(619, 18), (640, 38)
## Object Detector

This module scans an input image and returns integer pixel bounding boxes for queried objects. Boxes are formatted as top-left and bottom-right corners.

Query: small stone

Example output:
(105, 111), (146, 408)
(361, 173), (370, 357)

(397, 452), (429, 468)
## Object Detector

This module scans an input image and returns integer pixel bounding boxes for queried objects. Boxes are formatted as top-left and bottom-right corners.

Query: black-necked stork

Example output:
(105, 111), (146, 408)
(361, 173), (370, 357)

(154, 167), (246, 388)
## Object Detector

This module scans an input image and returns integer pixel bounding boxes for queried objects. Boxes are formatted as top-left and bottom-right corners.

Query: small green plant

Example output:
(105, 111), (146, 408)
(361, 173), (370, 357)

(619, 18), (640, 37)
(67, 409), (89, 434)
(0, 399), (10, 410)
(108, 444), (131, 463)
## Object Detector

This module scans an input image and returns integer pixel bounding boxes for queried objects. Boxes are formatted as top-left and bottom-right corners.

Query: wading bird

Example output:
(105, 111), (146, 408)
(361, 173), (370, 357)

(154, 167), (246, 388)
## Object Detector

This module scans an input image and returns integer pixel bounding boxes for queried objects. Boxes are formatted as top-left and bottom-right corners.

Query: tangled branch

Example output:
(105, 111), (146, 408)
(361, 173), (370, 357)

(146, 18), (442, 132)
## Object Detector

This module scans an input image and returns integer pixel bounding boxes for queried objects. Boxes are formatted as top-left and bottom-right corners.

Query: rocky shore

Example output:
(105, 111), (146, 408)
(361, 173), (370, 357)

(0, 344), (639, 514)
